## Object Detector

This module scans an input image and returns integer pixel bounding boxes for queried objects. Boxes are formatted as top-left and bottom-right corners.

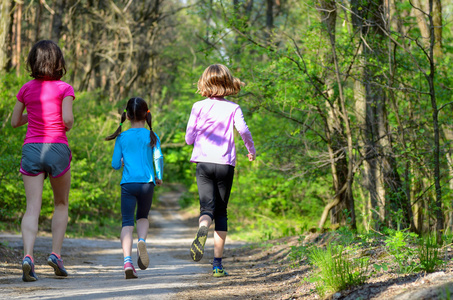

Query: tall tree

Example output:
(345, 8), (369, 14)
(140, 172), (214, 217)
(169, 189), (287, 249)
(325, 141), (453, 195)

(351, 0), (411, 230)
(317, 0), (356, 229)
(0, 0), (12, 72)
(51, 0), (65, 42)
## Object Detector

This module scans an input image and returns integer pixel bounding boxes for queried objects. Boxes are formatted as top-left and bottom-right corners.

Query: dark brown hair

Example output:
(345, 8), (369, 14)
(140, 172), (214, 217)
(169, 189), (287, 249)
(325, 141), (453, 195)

(197, 64), (244, 97)
(105, 97), (157, 147)
(27, 40), (67, 80)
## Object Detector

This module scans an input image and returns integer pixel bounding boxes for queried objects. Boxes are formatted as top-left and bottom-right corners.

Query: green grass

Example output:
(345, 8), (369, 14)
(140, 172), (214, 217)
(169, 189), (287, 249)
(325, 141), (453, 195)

(418, 234), (444, 273)
(308, 243), (370, 297)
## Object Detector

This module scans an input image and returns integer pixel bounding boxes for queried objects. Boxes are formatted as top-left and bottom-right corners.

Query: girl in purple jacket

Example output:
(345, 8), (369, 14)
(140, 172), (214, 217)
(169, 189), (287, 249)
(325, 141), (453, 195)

(185, 64), (256, 277)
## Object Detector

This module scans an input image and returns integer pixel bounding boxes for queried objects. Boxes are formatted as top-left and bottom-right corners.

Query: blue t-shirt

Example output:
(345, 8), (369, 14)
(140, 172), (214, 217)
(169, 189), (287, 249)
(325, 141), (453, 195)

(111, 128), (163, 185)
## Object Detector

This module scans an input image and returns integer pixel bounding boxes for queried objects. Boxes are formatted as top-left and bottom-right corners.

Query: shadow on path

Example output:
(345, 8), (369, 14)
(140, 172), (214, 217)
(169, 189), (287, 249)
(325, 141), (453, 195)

(0, 190), (208, 299)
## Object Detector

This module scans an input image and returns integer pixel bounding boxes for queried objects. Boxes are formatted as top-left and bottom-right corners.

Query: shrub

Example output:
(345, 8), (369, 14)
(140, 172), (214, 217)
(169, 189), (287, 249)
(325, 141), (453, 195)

(383, 228), (419, 273)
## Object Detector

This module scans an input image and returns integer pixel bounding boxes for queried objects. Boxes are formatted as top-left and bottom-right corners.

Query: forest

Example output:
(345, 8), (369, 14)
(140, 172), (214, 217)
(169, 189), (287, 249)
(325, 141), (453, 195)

(1, 0), (453, 295)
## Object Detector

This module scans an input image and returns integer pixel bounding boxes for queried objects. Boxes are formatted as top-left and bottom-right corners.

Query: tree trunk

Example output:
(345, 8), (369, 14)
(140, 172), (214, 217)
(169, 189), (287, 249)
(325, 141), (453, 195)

(34, 0), (42, 43)
(0, 0), (12, 72)
(412, 0), (429, 46)
(265, 0), (273, 40)
(51, 0), (65, 42)
(351, 0), (410, 230)
(425, 0), (443, 241)
(432, 0), (442, 57)
(15, 2), (21, 75)
(317, 0), (356, 229)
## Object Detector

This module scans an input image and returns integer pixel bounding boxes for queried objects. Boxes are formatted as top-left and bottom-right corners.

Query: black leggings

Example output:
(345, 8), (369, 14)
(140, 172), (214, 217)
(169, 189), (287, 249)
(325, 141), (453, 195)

(121, 182), (154, 227)
(196, 162), (235, 232)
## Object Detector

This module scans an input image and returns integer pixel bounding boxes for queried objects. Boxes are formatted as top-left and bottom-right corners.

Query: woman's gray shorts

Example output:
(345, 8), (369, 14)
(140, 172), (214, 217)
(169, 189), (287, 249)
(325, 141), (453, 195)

(20, 143), (72, 178)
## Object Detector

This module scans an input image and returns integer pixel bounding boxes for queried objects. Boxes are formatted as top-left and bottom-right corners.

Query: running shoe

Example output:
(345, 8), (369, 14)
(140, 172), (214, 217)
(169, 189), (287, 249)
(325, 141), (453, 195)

(190, 226), (208, 262)
(47, 253), (68, 277)
(124, 262), (138, 279)
(213, 266), (229, 277)
(137, 240), (149, 270)
(22, 256), (38, 282)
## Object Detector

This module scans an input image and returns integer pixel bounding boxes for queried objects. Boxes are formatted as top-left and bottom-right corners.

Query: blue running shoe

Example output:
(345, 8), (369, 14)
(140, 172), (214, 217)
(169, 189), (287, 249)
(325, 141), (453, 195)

(213, 266), (229, 277)
(47, 253), (68, 277)
(22, 256), (38, 282)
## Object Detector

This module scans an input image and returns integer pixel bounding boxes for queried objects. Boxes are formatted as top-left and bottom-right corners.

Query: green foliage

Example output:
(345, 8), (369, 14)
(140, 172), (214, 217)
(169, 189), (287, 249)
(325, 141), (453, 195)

(289, 235), (309, 268)
(2, 0), (453, 243)
(308, 243), (369, 297)
(383, 228), (420, 273)
(0, 73), (30, 227)
(417, 234), (444, 273)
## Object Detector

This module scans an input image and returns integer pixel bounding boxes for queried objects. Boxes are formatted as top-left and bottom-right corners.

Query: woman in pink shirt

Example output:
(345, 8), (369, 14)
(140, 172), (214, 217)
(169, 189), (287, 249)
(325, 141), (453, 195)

(186, 64), (256, 277)
(11, 40), (74, 282)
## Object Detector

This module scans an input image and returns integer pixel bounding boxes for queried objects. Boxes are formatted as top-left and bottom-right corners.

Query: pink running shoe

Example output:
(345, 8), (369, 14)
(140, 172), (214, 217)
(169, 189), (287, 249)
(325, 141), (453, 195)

(124, 262), (138, 279)
(48, 253), (68, 277)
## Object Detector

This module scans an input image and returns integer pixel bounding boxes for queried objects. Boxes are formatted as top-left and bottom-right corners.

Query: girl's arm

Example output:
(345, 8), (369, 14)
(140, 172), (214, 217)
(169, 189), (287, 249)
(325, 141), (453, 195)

(233, 106), (256, 159)
(185, 104), (198, 145)
(153, 137), (164, 184)
(111, 138), (123, 170)
(11, 100), (28, 128)
(62, 96), (74, 132)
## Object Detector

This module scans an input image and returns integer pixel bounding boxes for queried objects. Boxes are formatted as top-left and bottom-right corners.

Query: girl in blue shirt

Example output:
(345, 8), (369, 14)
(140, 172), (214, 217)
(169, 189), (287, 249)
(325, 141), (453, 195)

(106, 97), (164, 279)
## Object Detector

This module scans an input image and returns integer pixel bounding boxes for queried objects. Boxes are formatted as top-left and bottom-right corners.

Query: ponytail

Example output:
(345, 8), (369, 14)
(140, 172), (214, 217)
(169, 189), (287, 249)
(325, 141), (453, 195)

(105, 98), (157, 146)
(105, 109), (127, 141)
(146, 110), (158, 147)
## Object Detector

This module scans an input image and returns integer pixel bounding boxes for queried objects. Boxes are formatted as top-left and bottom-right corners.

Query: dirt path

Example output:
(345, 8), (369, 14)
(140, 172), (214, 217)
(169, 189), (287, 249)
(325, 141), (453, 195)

(0, 190), (244, 299)
(3, 191), (453, 299)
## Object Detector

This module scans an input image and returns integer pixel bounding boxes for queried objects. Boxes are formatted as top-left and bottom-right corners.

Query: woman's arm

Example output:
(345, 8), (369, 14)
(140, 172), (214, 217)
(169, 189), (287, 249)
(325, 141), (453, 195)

(62, 96), (74, 131)
(11, 100), (28, 128)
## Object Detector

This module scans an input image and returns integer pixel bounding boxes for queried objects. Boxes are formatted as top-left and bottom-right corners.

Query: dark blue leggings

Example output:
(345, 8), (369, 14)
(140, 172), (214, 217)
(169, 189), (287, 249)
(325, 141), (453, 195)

(121, 182), (155, 227)
(196, 162), (235, 232)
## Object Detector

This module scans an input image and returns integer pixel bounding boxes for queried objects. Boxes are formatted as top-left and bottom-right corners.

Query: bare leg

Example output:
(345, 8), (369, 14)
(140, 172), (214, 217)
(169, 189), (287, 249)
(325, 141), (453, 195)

(214, 231), (227, 258)
(21, 174), (45, 257)
(136, 218), (150, 269)
(49, 170), (71, 256)
(190, 215), (213, 261)
(136, 218), (149, 240)
(199, 214), (212, 229)
(121, 226), (134, 257)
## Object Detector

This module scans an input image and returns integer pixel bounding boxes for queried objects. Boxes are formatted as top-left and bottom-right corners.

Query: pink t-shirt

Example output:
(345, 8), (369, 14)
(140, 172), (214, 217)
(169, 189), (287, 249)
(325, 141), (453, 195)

(16, 79), (75, 146)
(185, 97), (256, 167)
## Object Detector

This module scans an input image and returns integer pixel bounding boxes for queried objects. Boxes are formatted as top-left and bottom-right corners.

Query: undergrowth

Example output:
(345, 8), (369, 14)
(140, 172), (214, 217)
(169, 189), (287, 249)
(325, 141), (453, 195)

(308, 243), (369, 297)
(290, 227), (451, 297)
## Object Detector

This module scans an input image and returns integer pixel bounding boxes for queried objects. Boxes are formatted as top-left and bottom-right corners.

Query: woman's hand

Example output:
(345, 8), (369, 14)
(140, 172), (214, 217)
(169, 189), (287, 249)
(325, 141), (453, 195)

(156, 179), (163, 186)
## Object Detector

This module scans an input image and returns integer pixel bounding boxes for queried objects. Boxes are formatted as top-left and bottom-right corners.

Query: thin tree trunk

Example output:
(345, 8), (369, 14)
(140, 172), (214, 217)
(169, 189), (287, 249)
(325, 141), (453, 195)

(413, 0), (429, 46)
(426, 0), (443, 242)
(5, 0), (13, 71)
(432, 0), (442, 58)
(34, 0), (42, 43)
(0, 0), (12, 71)
(265, 0), (273, 40)
(51, 0), (65, 42)
(15, 3), (21, 75)
(317, 0), (356, 229)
